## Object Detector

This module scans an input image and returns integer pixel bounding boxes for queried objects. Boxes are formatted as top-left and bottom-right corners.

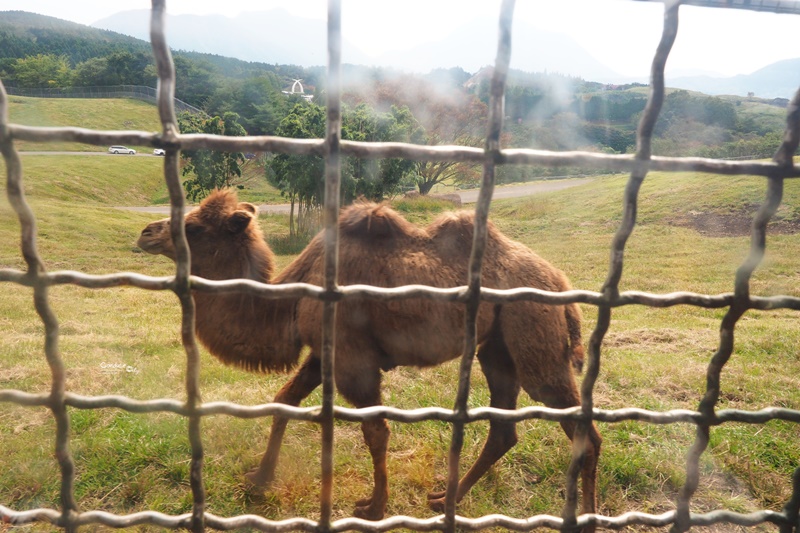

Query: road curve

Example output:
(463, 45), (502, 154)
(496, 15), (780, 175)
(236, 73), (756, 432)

(456, 177), (592, 203)
(117, 177), (592, 216)
(20, 151), (161, 157)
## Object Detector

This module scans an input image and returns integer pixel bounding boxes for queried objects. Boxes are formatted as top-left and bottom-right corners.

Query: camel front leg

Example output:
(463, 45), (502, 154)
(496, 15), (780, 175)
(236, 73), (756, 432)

(245, 354), (321, 487)
(353, 417), (391, 520)
(335, 353), (388, 520)
(559, 419), (601, 531)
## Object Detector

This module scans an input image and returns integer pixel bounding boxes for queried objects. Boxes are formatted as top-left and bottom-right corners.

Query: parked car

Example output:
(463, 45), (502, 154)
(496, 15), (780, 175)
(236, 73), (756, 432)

(108, 145), (136, 155)
(153, 148), (165, 156)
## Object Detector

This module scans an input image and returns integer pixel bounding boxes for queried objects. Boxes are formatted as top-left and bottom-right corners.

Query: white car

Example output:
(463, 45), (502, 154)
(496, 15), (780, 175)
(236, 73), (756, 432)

(109, 145), (136, 155)
(153, 148), (165, 156)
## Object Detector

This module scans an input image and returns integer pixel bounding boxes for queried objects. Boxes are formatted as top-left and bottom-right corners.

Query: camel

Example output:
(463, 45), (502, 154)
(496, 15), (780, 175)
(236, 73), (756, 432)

(136, 189), (601, 525)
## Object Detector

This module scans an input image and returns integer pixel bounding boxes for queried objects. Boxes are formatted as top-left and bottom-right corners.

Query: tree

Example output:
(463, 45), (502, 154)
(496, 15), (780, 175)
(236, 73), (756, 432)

(9, 54), (71, 87)
(413, 94), (487, 194)
(173, 55), (220, 108)
(269, 102), (327, 237)
(364, 74), (488, 194)
(341, 103), (423, 200)
(268, 100), (423, 237)
(206, 74), (293, 136)
(72, 51), (154, 87)
(179, 112), (247, 201)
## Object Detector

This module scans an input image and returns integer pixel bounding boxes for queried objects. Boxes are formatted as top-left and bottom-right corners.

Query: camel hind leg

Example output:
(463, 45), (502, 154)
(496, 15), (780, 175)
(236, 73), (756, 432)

(503, 302), (601, 532)
(245, 353), (322, 487)
(334, 351), (390, 520)
(428, 329), (521, 512)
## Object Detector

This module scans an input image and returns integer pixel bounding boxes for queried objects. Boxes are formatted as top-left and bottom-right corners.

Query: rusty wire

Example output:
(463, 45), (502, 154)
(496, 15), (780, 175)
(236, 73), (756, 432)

(2, 0), (800, 531)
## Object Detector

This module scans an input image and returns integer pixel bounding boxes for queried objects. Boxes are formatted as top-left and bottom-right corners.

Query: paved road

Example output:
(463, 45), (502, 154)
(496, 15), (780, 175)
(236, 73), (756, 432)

(456, 177), (592, 203)
(118, 177), (592, 215)
(21, 151), (161, 157)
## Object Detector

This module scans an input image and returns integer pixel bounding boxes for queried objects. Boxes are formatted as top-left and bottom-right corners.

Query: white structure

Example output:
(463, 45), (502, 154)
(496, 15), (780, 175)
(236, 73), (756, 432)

(282, 79), (314, 101)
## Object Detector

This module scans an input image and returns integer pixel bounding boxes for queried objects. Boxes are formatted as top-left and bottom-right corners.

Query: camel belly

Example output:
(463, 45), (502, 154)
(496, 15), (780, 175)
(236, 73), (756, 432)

(351, 300), (494, 369)
(298, 299), (496, 369)
(374, 321), (465, 368)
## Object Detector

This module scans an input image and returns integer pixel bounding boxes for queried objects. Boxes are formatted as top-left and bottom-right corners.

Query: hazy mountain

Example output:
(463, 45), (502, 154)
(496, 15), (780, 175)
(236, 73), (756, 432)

(371, 18), (624, 82)
(669, 58), (800, 99)
(91, 9), (373, 67)
(92, 9), (800, 97)
(1, 8), (793, 98)
(91, 9), (622, 80)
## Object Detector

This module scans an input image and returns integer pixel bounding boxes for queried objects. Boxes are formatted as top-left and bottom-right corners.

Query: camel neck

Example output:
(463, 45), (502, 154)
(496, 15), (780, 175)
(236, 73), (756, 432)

(192, 290), (302, 373)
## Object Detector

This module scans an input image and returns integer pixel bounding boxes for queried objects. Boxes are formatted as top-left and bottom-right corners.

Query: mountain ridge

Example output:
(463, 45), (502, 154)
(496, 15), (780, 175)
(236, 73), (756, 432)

(89, 9), (798, 98)
(0, 9), (795, 98)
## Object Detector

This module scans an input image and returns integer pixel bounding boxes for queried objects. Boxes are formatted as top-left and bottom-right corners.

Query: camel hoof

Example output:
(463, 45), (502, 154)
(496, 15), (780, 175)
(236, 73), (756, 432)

(427, 492), (446, 514)
(353, 497), (385, 521)
(244, 468), (273, 488)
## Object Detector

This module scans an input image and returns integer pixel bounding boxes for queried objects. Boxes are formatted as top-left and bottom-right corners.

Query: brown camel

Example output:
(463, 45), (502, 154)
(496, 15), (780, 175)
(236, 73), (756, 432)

(137, 189), (601, 525)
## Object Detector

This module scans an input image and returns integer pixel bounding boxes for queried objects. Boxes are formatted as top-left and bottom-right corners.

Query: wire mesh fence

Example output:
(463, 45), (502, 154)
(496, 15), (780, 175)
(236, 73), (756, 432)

(1, 0), (800, 532)
(4, 85), (204, 115)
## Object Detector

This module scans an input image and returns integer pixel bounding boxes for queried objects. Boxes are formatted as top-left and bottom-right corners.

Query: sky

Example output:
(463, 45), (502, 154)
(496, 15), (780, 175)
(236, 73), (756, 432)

(3, 0), (799, 78)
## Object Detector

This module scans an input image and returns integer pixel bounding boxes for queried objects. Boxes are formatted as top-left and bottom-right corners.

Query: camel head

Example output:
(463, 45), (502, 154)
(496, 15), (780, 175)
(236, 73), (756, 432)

(137, 189), (276, 282)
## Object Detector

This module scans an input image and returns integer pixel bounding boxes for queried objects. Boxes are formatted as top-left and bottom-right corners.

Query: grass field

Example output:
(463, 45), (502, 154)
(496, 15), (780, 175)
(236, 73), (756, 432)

(2, 98), (799, 531)
(8, 96), (163, 153)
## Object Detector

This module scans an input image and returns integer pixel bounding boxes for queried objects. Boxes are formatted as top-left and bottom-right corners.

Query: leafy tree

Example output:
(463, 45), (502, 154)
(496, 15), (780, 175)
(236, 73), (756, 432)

(269, 102), (327, 237)
(341, 103), (423, 200)
(9, 54), (71, 87)
(366, 77), (488, 194)
(657, 90), (737, 134)
(179, 112), (247, 201)
(268, 100), (423, 236)
(173, 55), (220, 108)
(72, 51), (153, 86)
(206, 74), (293, 136)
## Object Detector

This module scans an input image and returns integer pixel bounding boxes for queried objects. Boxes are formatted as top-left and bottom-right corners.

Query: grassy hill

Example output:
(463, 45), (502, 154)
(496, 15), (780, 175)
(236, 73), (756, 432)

(8, 94), (162, 152)
(5, 95), (283, 205)
(1, 96), (799, 526)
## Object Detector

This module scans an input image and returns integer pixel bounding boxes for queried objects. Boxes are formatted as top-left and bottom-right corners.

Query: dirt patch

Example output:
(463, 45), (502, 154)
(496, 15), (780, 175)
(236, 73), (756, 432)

(669, 207), (800, 237)
(603, 327), (713, 355)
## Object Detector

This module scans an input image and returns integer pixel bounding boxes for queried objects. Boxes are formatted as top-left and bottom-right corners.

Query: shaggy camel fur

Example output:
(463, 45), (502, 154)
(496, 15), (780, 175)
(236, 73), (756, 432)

(137, 189), (601, 524)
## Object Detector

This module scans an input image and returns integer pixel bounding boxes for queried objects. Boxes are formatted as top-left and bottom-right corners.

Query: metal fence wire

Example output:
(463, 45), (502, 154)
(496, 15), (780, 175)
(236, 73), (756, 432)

(1, 0), (800, 532)
(3, 85), (204, 115)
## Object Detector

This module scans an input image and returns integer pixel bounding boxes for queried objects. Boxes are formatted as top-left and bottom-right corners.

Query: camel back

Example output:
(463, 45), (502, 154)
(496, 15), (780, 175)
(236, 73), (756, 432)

(339, 201), (425, 240)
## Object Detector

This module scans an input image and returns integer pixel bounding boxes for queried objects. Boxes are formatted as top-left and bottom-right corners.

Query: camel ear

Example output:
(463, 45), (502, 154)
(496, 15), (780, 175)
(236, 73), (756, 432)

(238, 202), (257, 214)
(227, 210), (253, 234)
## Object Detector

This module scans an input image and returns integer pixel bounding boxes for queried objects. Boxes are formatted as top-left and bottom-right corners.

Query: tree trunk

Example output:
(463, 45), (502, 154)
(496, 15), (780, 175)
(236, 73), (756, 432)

(289, 196), (296, 238)
(418, 181), (435, 195)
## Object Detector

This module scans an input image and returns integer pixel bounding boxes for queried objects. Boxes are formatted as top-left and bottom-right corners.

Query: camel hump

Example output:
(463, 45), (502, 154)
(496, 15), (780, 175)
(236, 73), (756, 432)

(339, 201), (420, 240)
(428, 210), (509, 251)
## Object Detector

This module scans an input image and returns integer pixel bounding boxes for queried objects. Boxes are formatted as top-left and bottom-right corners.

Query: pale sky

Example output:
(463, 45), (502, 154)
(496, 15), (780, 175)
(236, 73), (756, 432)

(3, 0), (800, 78)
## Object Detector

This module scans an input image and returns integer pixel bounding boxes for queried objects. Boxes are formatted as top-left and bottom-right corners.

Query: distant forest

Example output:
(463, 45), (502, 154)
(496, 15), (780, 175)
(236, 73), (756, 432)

(0, 10), (794, 194)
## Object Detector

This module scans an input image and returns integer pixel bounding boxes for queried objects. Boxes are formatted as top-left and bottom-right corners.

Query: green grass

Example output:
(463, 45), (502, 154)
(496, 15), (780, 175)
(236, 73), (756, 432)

(8, 96), (163, 153)
(7, 95), (286, 207)
(0, 170), (800, 519)
(2, 105), (800, 529)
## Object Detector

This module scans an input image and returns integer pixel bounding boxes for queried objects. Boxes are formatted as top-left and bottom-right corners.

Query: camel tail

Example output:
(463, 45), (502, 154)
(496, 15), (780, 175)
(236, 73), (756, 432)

(565, 303), (585, 372)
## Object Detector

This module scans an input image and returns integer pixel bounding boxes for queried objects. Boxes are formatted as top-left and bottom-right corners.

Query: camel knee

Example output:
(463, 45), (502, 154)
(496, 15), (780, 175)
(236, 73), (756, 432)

(362, 419), (390, 456)
(589, 425), (602, 456)
(488, 421), (518, 454)
(273, 357), (321, 406)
